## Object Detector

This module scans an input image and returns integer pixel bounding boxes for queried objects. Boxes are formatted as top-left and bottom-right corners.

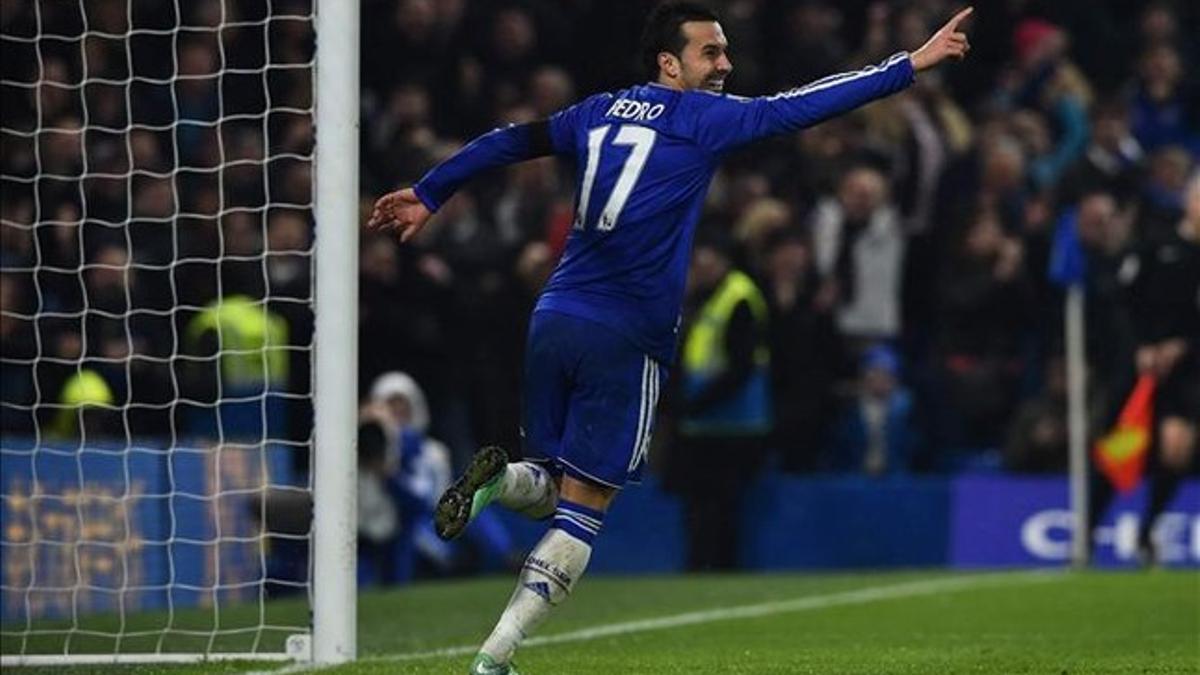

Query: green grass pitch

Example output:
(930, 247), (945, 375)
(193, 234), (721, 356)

(3, 569), (1198, 674)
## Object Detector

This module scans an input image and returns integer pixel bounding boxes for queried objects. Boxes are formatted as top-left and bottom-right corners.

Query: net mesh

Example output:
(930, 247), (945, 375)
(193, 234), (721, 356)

(1, 0), (316, 658)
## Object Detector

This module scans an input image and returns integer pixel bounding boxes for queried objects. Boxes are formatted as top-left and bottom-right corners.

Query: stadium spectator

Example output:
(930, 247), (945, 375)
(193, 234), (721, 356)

(1075, 191), (1138, 391)
(481, 6), (544, 115)
(356, 401), (408, 585)
(934, 207), (1031, 456)
(1128, 43), (1200, 156)
(47, 369), (122, 441)
(362, 0), (449, 95)
(266, 211), (311, 302)
(357, 371), (461, 586)
(528, 66), (576, 119)
(1003, 357), (1069, 473)
(369, 371), (521, 577)
(733, 197), (792, 273)
(218, 212), (269, 298)
(883, 69), (974, 235)
(826, 344), (918, 475)
(77, 245), (174, 437)
(812, 165), (906, 347)
(39, 115), (84, 179)
(1138, 2), (1196, 62)
(175, 39), (221, 164)
(995, 18), (1092, 190)
(369, 373), (452, 524)
(760, 227), (839, 473)
(1138, 145), (1195, 239)
(1059, 102), (1145, 206)
(492, 155), (565, 253)
(180, 295), (290, 441)
(933, 124), (1028, 241)
(366, 84), (441, 189)
(37, 59), (78, 122)
(671, 230), (772, 570)
(33, 205), (83, 313)
(267, 210), (315, 446)
(84, 245), (171, 361)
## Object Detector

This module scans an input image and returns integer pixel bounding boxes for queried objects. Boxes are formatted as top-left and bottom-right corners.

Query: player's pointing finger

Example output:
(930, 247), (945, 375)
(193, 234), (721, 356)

(947, 6), (973, 30)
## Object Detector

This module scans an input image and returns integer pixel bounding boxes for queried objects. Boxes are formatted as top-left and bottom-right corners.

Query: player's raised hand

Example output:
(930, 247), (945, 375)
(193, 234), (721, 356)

(910, 7), (972, 71)
(366, 188), (432, 244)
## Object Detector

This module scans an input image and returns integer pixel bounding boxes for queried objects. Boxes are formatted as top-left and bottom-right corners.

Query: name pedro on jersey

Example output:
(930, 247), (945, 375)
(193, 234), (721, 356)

(605, 98), (665, 122)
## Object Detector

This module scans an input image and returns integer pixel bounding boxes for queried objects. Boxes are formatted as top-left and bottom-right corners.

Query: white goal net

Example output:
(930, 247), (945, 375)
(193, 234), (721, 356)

(0, 0), (334, 664)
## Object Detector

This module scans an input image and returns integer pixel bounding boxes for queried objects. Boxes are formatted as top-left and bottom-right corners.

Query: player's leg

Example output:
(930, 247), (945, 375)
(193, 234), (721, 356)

(473, 476), (615, 672)
(471, 314), (664, 673)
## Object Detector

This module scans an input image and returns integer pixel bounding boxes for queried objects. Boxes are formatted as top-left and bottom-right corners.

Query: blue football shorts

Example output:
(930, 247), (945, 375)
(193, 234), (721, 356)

(521, 310), (666, 488)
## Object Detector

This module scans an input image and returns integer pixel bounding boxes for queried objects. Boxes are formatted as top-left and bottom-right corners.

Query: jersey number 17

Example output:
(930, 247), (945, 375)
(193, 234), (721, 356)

(575, 125), (656, 232)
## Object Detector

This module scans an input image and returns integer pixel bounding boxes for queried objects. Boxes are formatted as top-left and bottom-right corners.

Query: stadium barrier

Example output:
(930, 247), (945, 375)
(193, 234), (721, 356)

(4, 443), (1196, 623)
(1, 441), (300, 623)
(496, 473), (1199, 571)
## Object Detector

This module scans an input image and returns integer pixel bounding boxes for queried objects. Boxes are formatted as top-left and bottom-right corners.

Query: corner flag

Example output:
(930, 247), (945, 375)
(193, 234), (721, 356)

(1092, 375), (1156, 493)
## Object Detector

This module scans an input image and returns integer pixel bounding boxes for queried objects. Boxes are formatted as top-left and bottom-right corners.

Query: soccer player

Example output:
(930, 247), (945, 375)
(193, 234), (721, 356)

(367, 3), (973, 672)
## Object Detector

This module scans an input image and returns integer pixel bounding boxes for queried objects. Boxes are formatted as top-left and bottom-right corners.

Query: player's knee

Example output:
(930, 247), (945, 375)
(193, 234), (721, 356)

(1159, 417), (1196, 471)
(559, 474), (617, 512)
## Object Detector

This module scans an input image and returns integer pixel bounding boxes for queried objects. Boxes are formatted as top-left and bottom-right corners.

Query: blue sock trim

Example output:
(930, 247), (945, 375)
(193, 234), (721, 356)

(557, 499), (604, 522)
(552, 499), (605, 545)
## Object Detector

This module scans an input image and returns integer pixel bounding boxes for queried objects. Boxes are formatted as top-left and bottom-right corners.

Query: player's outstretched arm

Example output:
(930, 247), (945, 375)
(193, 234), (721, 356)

(693, 6), (973, 154)
(909, 7), (972, 72)
(366, 119), (560, 243)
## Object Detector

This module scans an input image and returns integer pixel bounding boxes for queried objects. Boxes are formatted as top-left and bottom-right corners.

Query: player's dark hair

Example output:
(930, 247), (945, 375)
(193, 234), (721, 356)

(640, 2), (720, 79)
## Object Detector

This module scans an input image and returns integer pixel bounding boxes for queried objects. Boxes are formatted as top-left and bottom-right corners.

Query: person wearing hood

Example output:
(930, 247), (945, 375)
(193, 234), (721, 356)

(364, 372), (518, 580)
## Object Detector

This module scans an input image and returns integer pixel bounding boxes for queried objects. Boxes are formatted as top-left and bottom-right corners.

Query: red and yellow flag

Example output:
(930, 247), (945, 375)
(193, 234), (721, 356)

(1092, 375), (1156, 493)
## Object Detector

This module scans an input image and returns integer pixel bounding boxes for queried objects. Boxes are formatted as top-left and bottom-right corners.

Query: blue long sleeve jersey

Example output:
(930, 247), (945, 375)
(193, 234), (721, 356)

(413, 52), (915, 363)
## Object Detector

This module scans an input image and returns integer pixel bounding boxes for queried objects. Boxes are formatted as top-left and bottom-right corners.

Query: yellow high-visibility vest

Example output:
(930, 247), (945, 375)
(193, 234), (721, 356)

(50, 369), (114, 438)
(185, 295), (289, 389)
(680, 269), (772, 436)
(682, 270), (769, 375)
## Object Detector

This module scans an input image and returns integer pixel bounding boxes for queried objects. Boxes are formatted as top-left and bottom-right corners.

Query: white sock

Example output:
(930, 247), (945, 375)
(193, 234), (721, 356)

(495, 462), (557, 518)
(480, 501), (602, 664)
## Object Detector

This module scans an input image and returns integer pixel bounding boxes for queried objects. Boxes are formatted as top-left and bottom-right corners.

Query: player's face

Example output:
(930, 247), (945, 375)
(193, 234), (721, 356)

(676, 21), (733, 92)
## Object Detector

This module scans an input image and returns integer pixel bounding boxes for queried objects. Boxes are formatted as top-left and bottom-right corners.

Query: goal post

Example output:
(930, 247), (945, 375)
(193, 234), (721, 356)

(312, 0), (358, 665)
(0, 0), (358, 665)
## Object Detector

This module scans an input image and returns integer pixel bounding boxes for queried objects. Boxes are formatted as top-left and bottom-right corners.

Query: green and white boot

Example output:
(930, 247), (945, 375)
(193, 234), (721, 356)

(435, 445), (508, 540)
(469, 653), (520, 674)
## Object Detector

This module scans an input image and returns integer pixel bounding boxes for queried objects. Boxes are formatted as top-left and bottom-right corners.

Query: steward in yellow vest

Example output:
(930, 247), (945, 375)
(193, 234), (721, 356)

(184, 295), (289, 393)
(671, 234), (773, 571)
(680, 264), (772, 436)
(49, 369), (116, 439)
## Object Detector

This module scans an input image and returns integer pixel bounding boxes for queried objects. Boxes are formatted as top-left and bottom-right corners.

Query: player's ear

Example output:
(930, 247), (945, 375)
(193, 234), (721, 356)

(658, 52), (680, 79)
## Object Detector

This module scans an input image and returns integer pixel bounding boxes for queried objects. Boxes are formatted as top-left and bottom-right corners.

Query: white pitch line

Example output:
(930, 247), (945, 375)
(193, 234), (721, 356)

(248, 570), (1059, 674)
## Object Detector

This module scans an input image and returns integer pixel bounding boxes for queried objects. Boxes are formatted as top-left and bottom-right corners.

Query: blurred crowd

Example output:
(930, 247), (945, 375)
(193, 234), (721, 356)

(1, 0), (317, 449)
(2, 0), (1199, 493)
